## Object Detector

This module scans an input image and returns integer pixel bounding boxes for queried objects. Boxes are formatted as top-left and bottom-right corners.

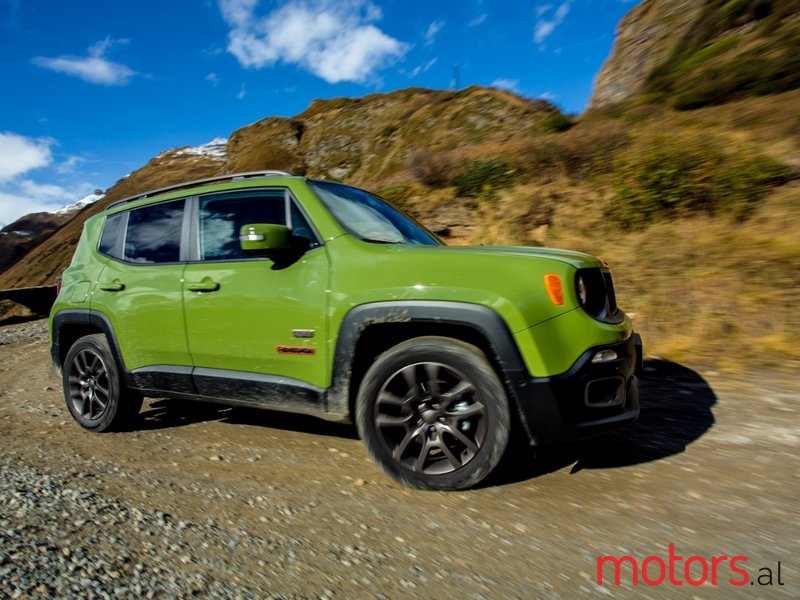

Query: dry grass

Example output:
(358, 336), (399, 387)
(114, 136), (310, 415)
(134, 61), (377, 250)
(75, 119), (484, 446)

(439, 178), (799, 371)
(382, 88), (800, 371)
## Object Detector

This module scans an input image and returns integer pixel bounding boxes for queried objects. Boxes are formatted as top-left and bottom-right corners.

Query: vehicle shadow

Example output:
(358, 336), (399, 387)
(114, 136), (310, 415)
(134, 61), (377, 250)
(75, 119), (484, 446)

(135, 358), (717, 485)
(488, 358), (718, 486)
(137, 398), (358, 440)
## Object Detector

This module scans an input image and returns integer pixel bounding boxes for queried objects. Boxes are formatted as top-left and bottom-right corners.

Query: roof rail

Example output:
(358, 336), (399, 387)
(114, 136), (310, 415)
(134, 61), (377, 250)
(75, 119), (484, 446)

(104, 170), (296, 211)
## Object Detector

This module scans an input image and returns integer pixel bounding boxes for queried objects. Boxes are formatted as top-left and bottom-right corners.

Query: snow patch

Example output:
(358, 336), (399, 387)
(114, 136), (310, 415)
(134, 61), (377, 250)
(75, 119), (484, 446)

(54, 192), (105, 216)
(169, 137), (228, 160)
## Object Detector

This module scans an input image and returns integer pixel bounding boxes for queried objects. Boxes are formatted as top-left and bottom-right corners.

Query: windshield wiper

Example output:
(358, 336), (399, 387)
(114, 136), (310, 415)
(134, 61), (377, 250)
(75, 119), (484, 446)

(361, 237), (403, 244)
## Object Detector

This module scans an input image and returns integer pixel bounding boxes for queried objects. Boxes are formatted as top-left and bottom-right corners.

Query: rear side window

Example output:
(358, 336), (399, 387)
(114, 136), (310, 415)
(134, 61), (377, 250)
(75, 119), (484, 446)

(98, 213), (125, 259)
(200, 192), (286, 261)
(125, 200), (185, 264)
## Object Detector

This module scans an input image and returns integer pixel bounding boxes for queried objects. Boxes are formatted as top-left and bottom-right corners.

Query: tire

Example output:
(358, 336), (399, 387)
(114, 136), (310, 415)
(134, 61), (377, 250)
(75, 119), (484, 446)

(62, 334), (142, 432)
(356, 336), (510, 490)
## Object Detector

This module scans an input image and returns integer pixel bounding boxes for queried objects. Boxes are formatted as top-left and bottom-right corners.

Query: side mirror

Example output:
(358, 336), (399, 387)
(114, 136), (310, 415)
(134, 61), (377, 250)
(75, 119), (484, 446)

(239, 223), (290, 252)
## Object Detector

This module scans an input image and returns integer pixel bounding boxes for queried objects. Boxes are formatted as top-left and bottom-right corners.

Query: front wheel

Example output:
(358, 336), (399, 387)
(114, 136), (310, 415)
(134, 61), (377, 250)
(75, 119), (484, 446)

(356, 337), (510, 490)
(63, 334), (142, 432)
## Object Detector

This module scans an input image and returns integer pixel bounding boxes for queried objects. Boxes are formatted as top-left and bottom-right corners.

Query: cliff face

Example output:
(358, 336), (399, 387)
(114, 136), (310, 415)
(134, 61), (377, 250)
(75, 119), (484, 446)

(589, 0), (800, 110)
(588, 0), (704, 110)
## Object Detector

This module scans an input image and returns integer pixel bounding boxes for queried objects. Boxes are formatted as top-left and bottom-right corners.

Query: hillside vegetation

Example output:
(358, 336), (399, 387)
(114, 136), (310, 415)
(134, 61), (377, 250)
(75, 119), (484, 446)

(372, 89), (800, 370)
(645, 0), (800, 109)
(2, 0), (798, 370)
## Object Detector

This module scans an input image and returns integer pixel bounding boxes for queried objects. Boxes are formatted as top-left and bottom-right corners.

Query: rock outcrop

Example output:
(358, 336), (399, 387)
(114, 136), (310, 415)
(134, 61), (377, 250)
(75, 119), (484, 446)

(589, 0), (800, 110)
(588, 0), (703, 110)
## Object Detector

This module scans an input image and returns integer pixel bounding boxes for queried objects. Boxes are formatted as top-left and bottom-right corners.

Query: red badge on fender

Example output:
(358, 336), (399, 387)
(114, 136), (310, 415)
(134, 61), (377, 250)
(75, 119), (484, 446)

(276, 345), (316, 355)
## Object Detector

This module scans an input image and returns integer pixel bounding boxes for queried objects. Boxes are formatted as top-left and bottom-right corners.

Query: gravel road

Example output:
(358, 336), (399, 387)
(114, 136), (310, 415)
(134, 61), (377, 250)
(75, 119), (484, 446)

(1, 319), (797, 598)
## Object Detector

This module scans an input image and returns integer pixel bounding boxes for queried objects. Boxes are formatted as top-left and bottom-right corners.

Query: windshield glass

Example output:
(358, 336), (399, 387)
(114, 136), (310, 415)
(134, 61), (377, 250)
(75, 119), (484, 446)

(309, 180), (441, 246)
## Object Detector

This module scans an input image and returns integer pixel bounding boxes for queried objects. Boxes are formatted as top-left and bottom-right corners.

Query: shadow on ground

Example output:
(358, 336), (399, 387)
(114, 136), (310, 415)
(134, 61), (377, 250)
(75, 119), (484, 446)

(488, 358), (718, 486)
(134, 358), (716, 485)
(137, 398), (358, 440)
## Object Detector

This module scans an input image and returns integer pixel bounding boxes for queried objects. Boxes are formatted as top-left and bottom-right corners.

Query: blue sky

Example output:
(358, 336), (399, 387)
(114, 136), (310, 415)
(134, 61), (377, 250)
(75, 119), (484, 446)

(0, 0), (636, 226)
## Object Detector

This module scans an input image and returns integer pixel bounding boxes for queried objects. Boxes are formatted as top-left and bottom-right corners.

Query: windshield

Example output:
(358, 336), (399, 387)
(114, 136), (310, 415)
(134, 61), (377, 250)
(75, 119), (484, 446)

(309, 180), (441, 246)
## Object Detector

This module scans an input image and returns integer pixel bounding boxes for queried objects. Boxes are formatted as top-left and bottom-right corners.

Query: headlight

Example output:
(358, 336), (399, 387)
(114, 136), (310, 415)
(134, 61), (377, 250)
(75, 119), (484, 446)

(576, 275), (587, 306)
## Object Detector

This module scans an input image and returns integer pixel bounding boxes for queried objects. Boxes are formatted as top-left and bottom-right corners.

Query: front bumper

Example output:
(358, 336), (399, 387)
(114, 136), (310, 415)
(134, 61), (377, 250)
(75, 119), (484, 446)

(513, 333), (642, 445)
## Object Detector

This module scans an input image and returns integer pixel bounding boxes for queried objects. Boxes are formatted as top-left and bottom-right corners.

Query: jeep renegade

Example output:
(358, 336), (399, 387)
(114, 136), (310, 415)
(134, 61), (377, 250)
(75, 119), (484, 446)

(50, 171), (641, 490)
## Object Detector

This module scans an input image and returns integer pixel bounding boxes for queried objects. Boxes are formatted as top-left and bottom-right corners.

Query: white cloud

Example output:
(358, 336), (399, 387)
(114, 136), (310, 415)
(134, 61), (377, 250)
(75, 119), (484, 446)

(206, 72), (220, 87)
(218, 0), (408, 84)
(491, 78), (521, 94)
(0, 180), (97, 225)
(534, 1), (570, 45)
(0, 132), (54, 182)
(468, 13), (487, 27)
(425, 20), (444, 46)
(0, 132), (99, 225)
(408, 57), (437, 78)
(237, 83), (247, 100)
(56, 155), (84, 175)
(33, 37), (136, 85)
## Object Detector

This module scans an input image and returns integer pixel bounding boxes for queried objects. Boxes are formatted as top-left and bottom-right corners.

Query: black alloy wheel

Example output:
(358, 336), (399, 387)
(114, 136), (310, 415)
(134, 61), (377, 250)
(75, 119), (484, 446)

(62, 334), (141, 431)
(68, 347), (111, 421)
(374, 361), (487, 475)
(357, 337), (510, 490)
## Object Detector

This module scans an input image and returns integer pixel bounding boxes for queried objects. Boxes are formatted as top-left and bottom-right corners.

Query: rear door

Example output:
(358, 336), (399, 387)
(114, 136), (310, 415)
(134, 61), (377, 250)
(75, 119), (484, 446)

(91, 199), (189, 370)
(182, 189), (330, 392)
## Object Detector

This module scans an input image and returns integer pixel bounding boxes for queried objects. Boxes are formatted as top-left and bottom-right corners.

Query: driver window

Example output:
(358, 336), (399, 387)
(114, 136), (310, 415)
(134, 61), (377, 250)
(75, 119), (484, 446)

(200, 192), (285, 261)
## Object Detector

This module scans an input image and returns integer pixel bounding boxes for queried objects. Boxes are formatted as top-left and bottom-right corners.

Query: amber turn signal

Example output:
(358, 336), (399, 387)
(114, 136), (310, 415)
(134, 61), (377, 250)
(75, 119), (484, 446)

(544, 274), (564, 305)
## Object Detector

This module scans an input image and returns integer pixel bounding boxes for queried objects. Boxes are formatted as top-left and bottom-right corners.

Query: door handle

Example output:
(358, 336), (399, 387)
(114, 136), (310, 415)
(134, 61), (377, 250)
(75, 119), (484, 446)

(99, 281), (125, 292)
(187, 280), (220, 292)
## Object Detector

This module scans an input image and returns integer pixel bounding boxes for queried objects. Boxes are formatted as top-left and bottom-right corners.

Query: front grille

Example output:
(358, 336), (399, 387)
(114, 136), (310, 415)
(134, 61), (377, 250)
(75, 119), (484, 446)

(602, 270), (618, 315)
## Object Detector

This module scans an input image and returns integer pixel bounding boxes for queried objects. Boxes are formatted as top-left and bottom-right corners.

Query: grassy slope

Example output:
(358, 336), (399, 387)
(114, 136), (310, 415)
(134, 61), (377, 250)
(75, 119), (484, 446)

(395, 90), (800, 370)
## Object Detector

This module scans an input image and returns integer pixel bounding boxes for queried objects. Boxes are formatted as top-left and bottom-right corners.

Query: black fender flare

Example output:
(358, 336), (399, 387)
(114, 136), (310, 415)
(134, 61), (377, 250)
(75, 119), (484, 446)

(50, 309), (127, 374)
(326, 301), (534, 437)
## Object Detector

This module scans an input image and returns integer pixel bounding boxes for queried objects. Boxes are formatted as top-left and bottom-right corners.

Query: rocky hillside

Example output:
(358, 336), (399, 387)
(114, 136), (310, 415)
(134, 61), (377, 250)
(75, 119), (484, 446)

(0, 190), (105, 274)
(225, 86), (561, 184)
(0, 212), (75, 274)
(589, 0), (800, 110)
(589, 0), (703, 109)
(0, 86), (561, 289)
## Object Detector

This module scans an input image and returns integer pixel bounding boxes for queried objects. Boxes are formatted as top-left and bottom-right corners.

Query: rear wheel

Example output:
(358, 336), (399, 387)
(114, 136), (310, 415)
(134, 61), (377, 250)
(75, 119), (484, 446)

(356, 337), (510, 490)
(63, 334), (142, 432)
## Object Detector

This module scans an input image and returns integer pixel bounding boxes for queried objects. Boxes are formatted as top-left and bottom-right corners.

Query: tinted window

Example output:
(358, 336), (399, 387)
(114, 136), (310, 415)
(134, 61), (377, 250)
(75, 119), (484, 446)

(200, 192), (285, 261)
(125, 200), (185, 264)
(309, 180), (439, 245)
(290, 202), (321, 249)
(99, 213), (124, 259)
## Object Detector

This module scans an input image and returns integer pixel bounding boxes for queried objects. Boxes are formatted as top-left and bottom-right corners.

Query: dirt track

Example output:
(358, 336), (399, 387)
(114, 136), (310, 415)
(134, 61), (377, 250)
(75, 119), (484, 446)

(1, 319), (797, 598)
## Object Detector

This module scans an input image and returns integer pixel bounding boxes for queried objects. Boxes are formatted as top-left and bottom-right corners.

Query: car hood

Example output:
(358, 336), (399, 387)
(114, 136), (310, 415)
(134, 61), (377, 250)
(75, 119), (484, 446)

(416, 244), (603, 270)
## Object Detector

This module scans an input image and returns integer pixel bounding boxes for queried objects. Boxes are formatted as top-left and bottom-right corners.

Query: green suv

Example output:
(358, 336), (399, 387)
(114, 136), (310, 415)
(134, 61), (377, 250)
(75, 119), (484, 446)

(50, 171), (641, 490)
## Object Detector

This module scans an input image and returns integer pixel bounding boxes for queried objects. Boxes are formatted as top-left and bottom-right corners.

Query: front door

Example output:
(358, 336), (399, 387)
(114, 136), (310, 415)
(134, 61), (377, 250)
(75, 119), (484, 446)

(182, 190), (330, 395)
